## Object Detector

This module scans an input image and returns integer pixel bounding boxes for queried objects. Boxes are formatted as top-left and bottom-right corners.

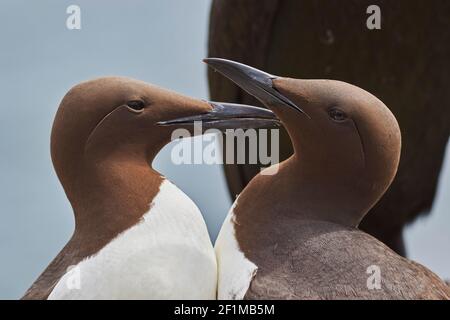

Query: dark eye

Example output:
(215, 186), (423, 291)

(126, 100), (145, 112)
(328, 108), (347, 122)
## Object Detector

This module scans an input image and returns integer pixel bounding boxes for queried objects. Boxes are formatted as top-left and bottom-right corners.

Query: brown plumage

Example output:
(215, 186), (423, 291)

(207, 0), (450, 255)
(243, 221), (450, 299)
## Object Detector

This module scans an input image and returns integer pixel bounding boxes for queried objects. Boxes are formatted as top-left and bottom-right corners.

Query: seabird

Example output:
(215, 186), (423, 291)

(206, 58), (450, 299)
(22, 76), (278, 300)
(207, 0), (450, 255)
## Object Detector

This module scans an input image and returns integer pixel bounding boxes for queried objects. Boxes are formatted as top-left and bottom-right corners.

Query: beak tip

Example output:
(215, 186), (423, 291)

(203, 58), (223, 70)
(203, 57), (215, 65)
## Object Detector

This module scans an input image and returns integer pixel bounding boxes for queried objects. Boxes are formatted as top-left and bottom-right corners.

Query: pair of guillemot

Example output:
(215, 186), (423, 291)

(22, 59), (450, 299)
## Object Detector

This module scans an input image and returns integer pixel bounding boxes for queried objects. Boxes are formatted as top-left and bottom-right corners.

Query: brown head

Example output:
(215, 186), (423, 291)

(205, 59), (401, 226)
(51, 76), (278, 231)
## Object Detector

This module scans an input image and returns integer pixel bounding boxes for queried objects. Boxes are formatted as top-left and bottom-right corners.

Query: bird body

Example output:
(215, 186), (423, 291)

(48, 179), (217, 299)
(217, 169), (450, 300)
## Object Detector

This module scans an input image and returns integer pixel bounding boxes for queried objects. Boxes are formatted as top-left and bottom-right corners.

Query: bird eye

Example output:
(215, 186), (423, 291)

(328, 108), (347, 122)
(126, 100), (145, 112)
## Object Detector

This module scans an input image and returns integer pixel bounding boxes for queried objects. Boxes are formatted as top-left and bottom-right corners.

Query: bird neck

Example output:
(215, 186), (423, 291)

(293, 155), (370, 226)
(67, 155), (163, 244)
(238, 156), (371, 229)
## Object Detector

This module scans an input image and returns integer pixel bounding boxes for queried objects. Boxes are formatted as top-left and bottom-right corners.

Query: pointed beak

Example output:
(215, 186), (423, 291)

(204, 58), (307, 117)
(157, 101), (280, 130)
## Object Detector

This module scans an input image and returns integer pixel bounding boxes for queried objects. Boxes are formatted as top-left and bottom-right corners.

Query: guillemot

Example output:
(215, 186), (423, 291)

(206, 1), (450, 256)
(206, 58), (450, 300)
(22, 76), (278, 299)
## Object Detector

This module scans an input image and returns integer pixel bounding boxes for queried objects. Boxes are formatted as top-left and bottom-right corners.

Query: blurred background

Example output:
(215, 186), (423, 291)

(0, 0), (448, 299)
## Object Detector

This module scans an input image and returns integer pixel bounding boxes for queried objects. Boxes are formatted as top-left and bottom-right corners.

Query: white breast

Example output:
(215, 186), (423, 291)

(48, 180), (217, 300)
(215, 198), (257, 300)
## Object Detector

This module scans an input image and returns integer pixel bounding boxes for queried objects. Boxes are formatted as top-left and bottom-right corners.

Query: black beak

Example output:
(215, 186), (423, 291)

(204, 58), (307, 116)
(157, 101), (280, 130)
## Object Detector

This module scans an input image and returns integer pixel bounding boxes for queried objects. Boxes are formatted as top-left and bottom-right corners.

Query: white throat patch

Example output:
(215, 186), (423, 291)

(214, 198), (258, 299)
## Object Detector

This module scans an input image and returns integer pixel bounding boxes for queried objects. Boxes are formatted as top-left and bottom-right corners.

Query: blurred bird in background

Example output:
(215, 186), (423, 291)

(207, 0), (450, 256)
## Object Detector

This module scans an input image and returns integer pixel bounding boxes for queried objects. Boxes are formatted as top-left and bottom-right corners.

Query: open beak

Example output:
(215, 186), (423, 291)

(204, 58), (307, 117)
(157, 101), (280, 130)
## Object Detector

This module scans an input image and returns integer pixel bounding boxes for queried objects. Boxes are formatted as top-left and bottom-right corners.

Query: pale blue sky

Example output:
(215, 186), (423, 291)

(0, 1), (448, 299)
